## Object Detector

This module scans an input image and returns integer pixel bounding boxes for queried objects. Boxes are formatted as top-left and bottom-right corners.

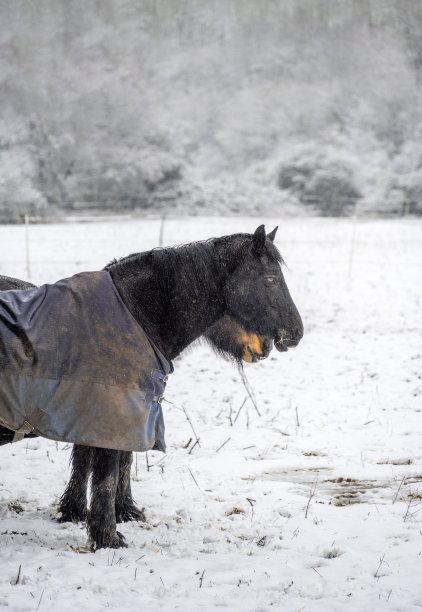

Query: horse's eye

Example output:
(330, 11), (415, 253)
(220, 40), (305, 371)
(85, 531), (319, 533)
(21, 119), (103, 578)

(266, 276), (277, 284)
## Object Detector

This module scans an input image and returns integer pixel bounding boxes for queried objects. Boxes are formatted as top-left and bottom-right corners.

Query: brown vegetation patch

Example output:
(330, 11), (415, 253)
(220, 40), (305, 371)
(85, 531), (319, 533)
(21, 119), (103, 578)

(226, 507), (245, 516)
(377, 458), (413, 465)
(7, 501), (24, 514)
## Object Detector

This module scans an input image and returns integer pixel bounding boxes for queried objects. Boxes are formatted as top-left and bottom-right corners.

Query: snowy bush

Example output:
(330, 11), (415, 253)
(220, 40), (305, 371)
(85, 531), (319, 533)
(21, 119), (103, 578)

(272, 144), (362, 216)
(386, 142), (422, 215)
(0, 120), (48, 222)
(62, 145), (184, 212)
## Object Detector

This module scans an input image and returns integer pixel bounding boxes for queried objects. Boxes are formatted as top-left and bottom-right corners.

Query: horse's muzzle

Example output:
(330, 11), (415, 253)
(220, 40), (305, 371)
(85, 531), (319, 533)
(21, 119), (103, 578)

(274, 323), (304, 352)
(274, 340), (289, 352)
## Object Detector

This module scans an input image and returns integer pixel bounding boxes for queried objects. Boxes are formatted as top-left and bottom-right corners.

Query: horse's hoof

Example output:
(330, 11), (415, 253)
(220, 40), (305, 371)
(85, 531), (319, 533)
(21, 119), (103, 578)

(89, 529), (128, 551)
(116, 502), (146, 523)
(57, 512), (87, 524)
(56, 509), (87, 523)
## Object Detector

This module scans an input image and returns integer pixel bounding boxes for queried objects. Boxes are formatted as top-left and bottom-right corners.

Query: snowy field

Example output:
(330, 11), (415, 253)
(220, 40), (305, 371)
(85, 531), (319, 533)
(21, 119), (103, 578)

(0, 215), (421, 612)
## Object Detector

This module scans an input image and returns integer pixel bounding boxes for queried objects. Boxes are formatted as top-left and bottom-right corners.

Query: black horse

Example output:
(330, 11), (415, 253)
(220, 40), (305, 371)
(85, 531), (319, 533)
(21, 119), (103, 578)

(0, 225), (303, 549)
(54, 313), (273, 527)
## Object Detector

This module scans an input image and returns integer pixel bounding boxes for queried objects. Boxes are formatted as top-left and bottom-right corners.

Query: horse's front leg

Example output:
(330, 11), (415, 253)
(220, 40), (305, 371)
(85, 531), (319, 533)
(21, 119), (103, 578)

(115, 451), (146, 523)
(88, 447), (127, 550)
(58, 444), (93, 522)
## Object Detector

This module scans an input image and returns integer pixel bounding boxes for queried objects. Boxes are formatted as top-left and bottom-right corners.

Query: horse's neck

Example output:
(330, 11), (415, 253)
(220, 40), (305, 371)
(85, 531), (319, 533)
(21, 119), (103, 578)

(109, 251), (226, 360)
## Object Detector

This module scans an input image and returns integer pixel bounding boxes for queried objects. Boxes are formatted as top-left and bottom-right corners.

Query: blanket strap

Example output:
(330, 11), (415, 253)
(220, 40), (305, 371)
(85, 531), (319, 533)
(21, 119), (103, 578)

(12, 420), (35, 443)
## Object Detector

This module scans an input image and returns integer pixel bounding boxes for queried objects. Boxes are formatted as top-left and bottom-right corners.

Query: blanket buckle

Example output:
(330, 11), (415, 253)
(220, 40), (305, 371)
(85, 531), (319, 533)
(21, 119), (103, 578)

(12, 420), (35, 443)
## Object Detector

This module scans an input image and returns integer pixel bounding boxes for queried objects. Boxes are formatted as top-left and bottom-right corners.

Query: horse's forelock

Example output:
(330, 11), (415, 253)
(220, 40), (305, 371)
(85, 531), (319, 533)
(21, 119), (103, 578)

(266, 240), (284, 266)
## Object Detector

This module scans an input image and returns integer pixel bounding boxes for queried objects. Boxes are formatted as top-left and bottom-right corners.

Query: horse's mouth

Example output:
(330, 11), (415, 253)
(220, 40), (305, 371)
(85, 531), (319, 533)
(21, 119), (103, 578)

(243, 333), (299, 361)
(245, 344), (268, 362)
(242, 336), (273, 363)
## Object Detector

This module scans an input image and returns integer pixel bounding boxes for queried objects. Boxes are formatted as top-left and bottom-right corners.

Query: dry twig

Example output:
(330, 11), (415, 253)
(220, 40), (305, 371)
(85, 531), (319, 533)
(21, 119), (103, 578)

(234, 397), (248, 423)
(246, 497), (256, 522)
(392, 475), (406, 504)
(188, 468), (205, 496)
(216, 437), (231, 453)
(181, 404), (201, 448)
(305, 474), (318, 518)
(188, 439), (200, 455)
(240, 371), (261, 417)
(36, 589), (45, 612)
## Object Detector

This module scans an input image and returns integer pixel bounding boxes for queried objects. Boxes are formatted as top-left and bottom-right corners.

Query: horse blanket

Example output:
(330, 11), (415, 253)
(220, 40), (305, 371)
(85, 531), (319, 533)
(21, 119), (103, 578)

(0, 271), (171, 452)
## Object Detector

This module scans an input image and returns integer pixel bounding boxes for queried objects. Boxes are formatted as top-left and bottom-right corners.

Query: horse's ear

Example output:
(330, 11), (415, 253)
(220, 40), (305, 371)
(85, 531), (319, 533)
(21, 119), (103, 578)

(252, 225), (266, 255)
(267, 226), (278, 242)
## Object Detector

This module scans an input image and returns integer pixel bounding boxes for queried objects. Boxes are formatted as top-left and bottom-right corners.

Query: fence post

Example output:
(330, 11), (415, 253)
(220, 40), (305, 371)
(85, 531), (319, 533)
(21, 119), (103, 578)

(158, 214), (166, 247)
(347, 201), (359, 281)
(24, 213), (31, 280)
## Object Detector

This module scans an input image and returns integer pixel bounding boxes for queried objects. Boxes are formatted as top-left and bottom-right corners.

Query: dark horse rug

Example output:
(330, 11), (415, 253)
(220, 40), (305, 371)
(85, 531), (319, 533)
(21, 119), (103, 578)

(0, 271), (171, 452)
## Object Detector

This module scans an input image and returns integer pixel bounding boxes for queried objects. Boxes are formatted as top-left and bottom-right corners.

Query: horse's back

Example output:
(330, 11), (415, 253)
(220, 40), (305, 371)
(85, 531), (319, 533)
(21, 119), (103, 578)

(0, 276), (35, 291)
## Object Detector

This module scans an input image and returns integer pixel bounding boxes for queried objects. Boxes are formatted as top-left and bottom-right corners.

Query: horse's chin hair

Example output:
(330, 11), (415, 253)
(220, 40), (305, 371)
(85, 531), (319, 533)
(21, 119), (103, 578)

(200, 337), (243, 369)
(177, 337), (242, 368)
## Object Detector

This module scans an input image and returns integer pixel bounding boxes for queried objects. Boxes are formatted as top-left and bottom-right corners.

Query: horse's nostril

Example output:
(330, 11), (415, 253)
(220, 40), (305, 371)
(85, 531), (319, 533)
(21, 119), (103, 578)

(288, 328), (303, 347)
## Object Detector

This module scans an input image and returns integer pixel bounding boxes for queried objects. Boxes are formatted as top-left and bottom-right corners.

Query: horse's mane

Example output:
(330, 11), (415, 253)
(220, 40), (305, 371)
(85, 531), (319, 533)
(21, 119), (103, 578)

(106, 232), (283, 273)
(106, 239), (222, 302)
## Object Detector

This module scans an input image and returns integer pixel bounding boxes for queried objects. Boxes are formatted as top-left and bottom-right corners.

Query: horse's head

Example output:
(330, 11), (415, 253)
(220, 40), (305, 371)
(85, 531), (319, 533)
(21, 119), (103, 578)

(222, 225), (303, 354)
(204, 315), (272, 364)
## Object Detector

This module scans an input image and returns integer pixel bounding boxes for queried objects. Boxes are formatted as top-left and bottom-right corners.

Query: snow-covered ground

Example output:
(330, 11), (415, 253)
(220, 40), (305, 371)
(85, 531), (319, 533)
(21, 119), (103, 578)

(0, 216), (421, 611)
